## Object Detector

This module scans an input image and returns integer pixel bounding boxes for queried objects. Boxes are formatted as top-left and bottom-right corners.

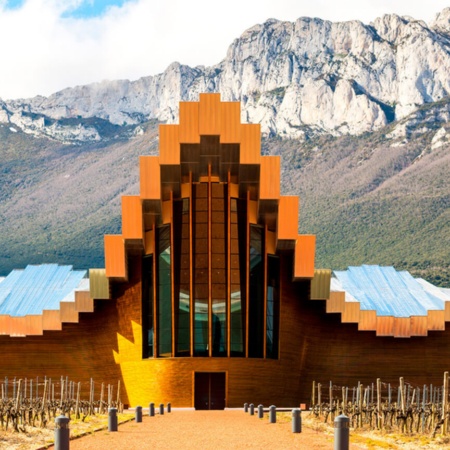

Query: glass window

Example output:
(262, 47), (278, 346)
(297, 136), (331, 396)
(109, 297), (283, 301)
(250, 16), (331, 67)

(157, 225), (172, 356)
(249, 225), (264, 358)
(142, 255), (153, 358)
(266, 256), (280, 359)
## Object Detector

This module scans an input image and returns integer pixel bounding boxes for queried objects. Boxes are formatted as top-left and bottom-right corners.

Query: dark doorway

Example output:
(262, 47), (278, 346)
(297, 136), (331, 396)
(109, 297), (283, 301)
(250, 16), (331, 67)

(194, 372), (226, 410)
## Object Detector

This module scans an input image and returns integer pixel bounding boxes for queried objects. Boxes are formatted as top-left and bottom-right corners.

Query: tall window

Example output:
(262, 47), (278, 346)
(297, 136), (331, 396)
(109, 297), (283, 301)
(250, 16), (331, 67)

(142, 182), (280, 360)
(266, 256), (279, 359)
(157, 225), (172, 356)
(142, 255), (153, 358)
(193, 183), (209, 356)
(174, 198), (190, 356)
(248, 225), (264, 358)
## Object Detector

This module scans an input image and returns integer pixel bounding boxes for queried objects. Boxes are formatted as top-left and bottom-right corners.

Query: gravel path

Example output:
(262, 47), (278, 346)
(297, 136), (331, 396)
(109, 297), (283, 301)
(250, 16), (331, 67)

(46, 409), (365, 449)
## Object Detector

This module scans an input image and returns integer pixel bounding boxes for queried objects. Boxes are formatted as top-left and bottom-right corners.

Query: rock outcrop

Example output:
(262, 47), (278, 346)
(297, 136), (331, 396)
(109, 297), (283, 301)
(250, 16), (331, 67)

(2, 8), (450, 141)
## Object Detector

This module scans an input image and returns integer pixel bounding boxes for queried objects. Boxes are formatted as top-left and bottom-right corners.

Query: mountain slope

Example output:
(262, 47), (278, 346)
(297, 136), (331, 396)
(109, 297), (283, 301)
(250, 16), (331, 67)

(0, 113), (448, 286)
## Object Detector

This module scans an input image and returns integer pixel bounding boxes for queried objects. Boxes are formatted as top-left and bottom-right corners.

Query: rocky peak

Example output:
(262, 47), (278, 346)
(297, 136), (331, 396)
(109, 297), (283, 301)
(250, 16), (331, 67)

(2, 9), (450, 142)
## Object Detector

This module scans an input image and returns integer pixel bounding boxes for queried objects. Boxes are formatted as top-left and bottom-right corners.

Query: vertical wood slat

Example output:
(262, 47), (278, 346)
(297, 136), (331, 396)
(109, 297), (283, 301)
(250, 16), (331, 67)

(140, 156), (161, 199)
(227, 172), (231, 357)
(245, 191), (250, 358)
(427, 310), (445, 331)
(376, 316), (395, 336)
(278, 196), (299, 241)
(179, 102), (200, 143)
(293, 235), (316, 279)
(410, 316), (428, 336)
(260, 156), (280, 200)
(208, 166), (213, 357)
(220, 102), (241, 143)
(393, 317), (411, 338)
(358, 310), (377, 331)
(240, 124), (261, 165)
(170, 192), (175, 357)
(122, 196), (143, 239)
(326, 291), (345, 313)
(263, 224), (268, 359)
(153, 225), (158, 357)
(199, 93), (221, 136)
(159, 125), (180, 165)
(189, 173), (194, 357)
(104, 235), (126, 279)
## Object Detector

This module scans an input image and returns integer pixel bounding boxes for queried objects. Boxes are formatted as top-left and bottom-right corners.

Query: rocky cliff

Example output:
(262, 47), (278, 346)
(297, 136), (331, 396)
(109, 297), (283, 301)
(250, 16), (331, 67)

(2, 8), (450, 141)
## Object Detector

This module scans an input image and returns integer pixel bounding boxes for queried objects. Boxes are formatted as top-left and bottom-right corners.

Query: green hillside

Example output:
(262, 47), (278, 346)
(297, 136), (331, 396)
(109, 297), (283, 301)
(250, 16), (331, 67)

(0, 119), (448, 287)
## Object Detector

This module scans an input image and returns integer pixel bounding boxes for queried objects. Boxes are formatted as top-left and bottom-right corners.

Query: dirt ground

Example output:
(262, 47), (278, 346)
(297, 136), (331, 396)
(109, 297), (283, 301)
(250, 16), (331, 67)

(2, 409), (450, 449)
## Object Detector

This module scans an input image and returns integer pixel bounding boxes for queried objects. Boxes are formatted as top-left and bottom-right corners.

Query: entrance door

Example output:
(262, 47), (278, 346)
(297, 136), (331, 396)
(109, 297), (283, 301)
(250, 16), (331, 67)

(194, 372), (226, 410)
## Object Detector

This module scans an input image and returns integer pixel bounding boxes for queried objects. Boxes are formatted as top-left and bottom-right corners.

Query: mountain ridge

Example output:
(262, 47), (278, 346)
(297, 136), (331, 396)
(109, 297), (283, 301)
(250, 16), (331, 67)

(2, 8), (450, 142)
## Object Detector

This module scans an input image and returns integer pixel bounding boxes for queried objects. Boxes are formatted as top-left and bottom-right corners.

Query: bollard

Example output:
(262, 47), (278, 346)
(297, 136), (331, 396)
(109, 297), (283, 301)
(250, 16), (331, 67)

(55, 415), (70, 450)
(167, 402), (171, 413)
(292, 408), (301, 433)
(135, 405), (142, 423)
(334, 414), (349, 450)
(244, 403), (248, 412)
(269, 405), (276, 423)
(149, 402), (155, 417)
(258, 404), (264, 419)
(159, 403), (164, 415)
(108, 407), (118, 432)
(249, 403), (254, 415)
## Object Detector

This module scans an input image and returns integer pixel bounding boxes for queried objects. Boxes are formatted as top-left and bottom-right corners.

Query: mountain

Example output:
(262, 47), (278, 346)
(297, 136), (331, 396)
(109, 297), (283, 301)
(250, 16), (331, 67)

(0, 9), (448, 287)
(2, 8), (450, 142)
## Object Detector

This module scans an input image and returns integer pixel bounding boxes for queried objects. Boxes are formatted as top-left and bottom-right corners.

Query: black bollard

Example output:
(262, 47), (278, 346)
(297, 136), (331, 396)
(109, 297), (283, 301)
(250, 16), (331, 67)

(258, 404), (264, 419)
(249, 403), (254, 415)
(244, 403), (248, 412)
(292, 408), (301, 433)
(135, 406), (142, 423)
(159, 403), (164, 415)
(108, 407), (118, 432)
(334, 414), (349, 450)
(55, 415), (70, 450)
(167, 402), (171, 413)
(149, 402), (155, 417)
(269, 405), (276, 423)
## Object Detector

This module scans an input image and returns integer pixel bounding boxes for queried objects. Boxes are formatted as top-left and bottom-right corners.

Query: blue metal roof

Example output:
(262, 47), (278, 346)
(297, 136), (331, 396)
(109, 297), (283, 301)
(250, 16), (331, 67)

(333, 265), (448, 318)
(0, 264), (87, 316)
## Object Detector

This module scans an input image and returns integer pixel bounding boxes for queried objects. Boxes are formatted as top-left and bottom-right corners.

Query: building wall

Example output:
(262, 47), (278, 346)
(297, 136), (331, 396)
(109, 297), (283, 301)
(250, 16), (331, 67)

(2, 253), (450, 407)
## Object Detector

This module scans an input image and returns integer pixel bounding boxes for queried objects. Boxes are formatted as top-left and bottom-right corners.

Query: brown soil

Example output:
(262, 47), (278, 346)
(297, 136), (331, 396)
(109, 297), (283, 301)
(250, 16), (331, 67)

(44, 409), (363, 450)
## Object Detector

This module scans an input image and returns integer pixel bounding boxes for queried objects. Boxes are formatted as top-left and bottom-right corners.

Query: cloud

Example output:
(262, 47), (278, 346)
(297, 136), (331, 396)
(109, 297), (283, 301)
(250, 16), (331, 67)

(0, 0), (448, 100)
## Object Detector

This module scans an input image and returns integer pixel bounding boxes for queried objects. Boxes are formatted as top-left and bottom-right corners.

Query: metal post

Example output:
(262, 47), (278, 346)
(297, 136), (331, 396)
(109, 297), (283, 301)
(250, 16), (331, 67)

(159, 403), (164, 415)
(249, 403), (254, 415)
(135, 406), (142, 423)
(167, 402), (171, 413)
(292, 408), (301, 433)
(244, 403), (248, 412)
(108, 408), (118, 432)
(269, 405), (276, 423)
(334, 414), (349, 450)
(258, 404), (264, 419)
(55, 415), (70, 450)
(149, 402), (155, 416)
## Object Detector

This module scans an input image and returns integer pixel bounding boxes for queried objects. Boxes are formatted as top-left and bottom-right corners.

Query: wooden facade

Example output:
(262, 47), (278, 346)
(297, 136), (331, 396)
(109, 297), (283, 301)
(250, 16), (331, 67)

(1, 94), (450, 408)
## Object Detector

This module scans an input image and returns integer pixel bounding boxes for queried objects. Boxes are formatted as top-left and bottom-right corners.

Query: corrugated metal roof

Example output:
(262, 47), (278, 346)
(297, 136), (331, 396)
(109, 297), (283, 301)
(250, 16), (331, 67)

(332, 265), (449, 318)
(0, 264), (88, 317)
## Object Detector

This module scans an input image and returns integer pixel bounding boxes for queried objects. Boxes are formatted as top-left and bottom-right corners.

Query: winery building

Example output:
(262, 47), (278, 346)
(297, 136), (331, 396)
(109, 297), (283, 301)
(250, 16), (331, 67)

(0, 94), (449, 409)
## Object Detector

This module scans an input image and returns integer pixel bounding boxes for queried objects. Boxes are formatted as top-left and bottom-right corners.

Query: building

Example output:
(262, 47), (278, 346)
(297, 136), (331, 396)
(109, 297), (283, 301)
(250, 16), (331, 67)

(1, 94), (449, 408)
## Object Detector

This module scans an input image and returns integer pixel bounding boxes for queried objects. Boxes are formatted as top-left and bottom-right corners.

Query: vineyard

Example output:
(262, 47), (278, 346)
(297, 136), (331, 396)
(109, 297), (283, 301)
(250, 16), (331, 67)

(0, 376), (123, 433)
(311, 372), (450, 437)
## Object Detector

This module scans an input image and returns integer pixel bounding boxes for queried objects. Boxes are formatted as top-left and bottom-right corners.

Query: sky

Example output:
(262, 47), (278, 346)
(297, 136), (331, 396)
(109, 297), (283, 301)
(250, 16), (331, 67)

(0, 0), (449, 100)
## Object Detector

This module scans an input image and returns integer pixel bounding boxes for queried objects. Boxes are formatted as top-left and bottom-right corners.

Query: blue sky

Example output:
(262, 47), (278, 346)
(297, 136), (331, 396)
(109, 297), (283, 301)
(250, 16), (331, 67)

(0, 0), (449, 99)
(4, 0), (129, 17)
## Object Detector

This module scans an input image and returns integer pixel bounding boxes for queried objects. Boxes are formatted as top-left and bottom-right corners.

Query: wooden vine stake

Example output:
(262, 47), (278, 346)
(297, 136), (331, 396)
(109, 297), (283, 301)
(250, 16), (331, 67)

(443, 371), (449, 436)
(377, 378), (382, 430)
